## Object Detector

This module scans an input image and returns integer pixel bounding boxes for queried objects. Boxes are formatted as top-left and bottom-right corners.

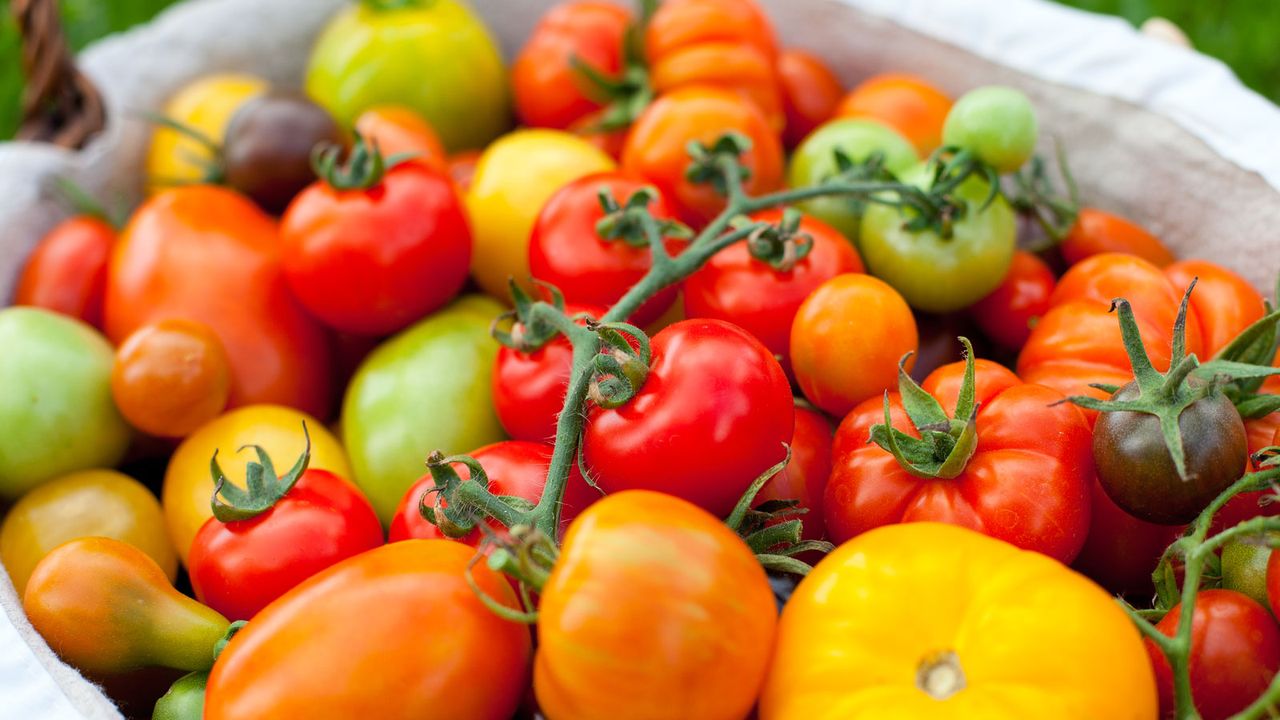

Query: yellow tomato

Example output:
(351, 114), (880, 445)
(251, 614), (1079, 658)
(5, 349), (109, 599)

(162, 405), (351, 561)
(145, 73), (268, 194)
(760, 523), (1157, 720)
(464, 129), (615, 301)
(1, 469), (176, 595)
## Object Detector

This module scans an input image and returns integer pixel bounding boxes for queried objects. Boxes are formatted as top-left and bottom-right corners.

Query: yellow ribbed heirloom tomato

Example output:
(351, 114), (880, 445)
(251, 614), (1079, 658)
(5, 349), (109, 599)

(760, 523), (1157, 720)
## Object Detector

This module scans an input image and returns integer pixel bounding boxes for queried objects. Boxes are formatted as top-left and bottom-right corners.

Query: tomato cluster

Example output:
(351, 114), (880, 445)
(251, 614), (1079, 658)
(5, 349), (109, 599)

(6, 1), (1280, 719)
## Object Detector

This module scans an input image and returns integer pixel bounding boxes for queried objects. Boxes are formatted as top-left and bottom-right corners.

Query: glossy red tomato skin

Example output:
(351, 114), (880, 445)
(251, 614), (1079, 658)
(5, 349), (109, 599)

(281, 162), (471, 336)
(777, 49), (843, 148)
(756, 405), (833, 541)
(583, 319), (794, 518)
(15, 216), (115, 330)
(970, 249), (1055, 350)
(188, 469), (384, 621)
(826, 359), (1093, 563)
(1147, 590), (1280, 720)
(1072, 477), (1184, 598)
(1212, 416), (1280, 534)
(528, 173), (684, 326)
(683, 209), (862, 376)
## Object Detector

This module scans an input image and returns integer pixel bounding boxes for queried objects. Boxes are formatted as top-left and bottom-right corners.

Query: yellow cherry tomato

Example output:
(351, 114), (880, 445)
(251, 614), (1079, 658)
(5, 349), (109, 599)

(465, 129), (615, 301)
(145, 73), (268, 194)
(162, 405), (351, 561)
(760, 523), (1157, 719)
(1, 469), (176, 595)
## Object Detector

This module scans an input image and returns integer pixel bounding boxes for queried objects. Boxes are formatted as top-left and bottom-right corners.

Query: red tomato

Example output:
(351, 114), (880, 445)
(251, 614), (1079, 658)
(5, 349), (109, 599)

(511, 1), (632, 130)
(189, 462), (383, 621)
(1165, 259), (1266, 357)
(528, 173), (684, 325)
(684, 208), (862, 376)
(777, 48), (843, 148)
(15, 216), (115, 329)
(1216, 418), (1280, 534)
(281, 160), (470, 336)
(755, 405), (833, 542)
(1061, 208), (1174, 268)
(105, 186), (332, 418)
(826, 358), (1093, 563)
(969, 249), (1055, 350)
(836, 73), (952, 155)
(1072, 477), (1184, 597)
(1147, 589), (1280, 720)
(582, 319), (794, 518)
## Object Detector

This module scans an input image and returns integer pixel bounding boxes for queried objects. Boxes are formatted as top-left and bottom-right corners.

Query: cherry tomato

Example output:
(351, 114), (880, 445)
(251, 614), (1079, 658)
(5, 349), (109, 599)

(536, 490), (775, 719)
(1061, 208), (1174, 268)
(790, 274), (918, 417)
(447, 150), (481, 191)
(528, 173), (684, 325)
(111, 318), (231, 438)
(1147, 589), (1280, 720)
(354, 105), (448, 172)
(145, 74), (267, 195)
(1071, 478), (1183, 598)
(1217, 418), (1280, 533)
(1222, 539), (1275, 609)
(777, 48), (843, 148)
(14, 215), (115, 329)
(941, 85), (1038, 173)
(836, 73), (952, 155)
(969, 250), (1055, 349)
(582, 319), (793, 518)
(1268, 549), (1280, 619)
(756, 405), (833, 542)
(621, 86), (783, 227)
(684, 209), (863, 375)
(1166, 258), (1266, 357)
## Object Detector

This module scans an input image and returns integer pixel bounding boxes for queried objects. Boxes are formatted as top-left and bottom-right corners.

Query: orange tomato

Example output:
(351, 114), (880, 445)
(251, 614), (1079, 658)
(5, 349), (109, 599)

(836, 73), (952, 155)
(777, 48), (843, 147)
(1061, 208), (1174, 268)
(111, 318), (231, 438)
(353, 105), (447, 172)
(14, 216), (115, 330)
(1164, 259), (1265, 357)
(446, 150), (481, 191)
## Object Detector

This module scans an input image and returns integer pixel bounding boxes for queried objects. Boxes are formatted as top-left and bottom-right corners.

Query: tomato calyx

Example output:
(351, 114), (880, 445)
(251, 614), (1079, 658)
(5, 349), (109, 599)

(916, 649), (966, 701)
(492, 280), (575, 353)
(723, 447), (834, 577)
(570, 1), (655, 133)
(1009, 144), (1081, 246)
(311, 131), (412, 191)
(209, 424), (311, 522)
(594, 186), (692, 249)
(418, 451), (528, 539)
(740, 207), (814, 272)
(870, 337), (981, 480)
(587, 321), (651, 408)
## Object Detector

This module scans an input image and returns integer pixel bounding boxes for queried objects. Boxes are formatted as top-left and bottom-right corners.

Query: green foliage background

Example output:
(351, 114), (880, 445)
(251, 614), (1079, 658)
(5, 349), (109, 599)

(0, 0), (1277, 140)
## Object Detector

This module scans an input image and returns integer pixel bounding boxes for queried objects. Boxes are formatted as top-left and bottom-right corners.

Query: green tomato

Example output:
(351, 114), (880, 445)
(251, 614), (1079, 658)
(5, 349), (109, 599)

(0, 308), (131, 498)
(1222, 538), (1275, 609)
(859, 163), (1015, 313)
(153, 671), (207, 720)
(305, 0), (510, 152)
(342, 295), (506, 522)
(941, 86), (1038, 173)
(786, 119), (919, 242)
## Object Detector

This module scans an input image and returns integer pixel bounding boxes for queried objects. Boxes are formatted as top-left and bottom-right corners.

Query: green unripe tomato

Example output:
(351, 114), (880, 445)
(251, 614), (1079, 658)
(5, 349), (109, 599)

(942, 86), (1038, 173)
(305, 0), (511, 151)
(153, 671), (207, 720)
(1222, 538), (1275, 609)
(0, 308), (131, 498)
(859, 163), (1015, 313)
(786, 119), (919, 243)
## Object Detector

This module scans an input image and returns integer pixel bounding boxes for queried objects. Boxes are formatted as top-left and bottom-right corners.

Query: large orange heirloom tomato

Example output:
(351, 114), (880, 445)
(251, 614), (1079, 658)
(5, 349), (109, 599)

(760, 522), (1158, 719)
(205, 540), (530, 720)
(535, 490), (776, 720)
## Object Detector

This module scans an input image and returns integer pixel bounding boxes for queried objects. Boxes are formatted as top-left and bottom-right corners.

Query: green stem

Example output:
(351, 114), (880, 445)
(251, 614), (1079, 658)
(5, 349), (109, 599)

(453, 480), (526, 531)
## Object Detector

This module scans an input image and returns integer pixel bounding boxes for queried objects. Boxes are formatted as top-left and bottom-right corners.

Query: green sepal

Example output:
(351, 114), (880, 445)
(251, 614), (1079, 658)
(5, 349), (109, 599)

(210, 424), (311, 523)
(490, 280), (571, 352)
(588, 322), (653, 409)
(311, 130), (405, 191)
(685, 132), (754, 195)
(594, 186), (692, 249)
(416, 452), (490, 538)
(745, 207), (815, 271)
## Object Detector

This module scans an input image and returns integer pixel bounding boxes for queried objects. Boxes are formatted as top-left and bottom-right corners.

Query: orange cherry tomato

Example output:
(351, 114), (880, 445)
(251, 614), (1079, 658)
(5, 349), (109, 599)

(836, 73), (952, 156)
(777, 48), (843, 148)
(621, 86), (783, 226)
(354, 105), (447, 172)
(1164, 259), (1265, 357)
(1061, 208), (1174, 268)
(14, 216), (115, 329)
(111, 318), (231, 438)
(969, 249), (1056, 350)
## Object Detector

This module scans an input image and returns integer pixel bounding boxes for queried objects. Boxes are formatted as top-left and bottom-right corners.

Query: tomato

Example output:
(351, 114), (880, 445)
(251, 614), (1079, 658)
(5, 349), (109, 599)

(0, 307), (130, 499)
(111, 318), (231, 438)
(105, 186), (333, 418)
(305, 0), (509, 151)
(941, 86), (1038, 173)
(492, 303), (604, 443)
(785, 118), (919, 242)
(536, 490), (775, 719)
(1268, 550), (1280, 620)
(465, 129), (616, 300)
(281, 157), (471, 336)
(582, 319), (793, 518)
(1, 469), (175, 596)
(389, 441), (597, 543)
(1222, 539), (1275, 609)
(761, 522), (1156, 718)
(153, 671), (207, 720)
(528, 173), (684, 325)
(189, 449), (383, 621)
(14, 215), (115, 329)
(827, 354), (1093, 562)
(511, 1), (632, 130)
(1071, 478), (1183, 598)
(1166, 259), (1266, 356)
(777, 49), (843, 148)
(205, 540), (530, 720)
(145, 73), (267, 194)
(447, 150), (481, 191)
(756, 405), (833, 542)
(969, 249), (1055, 350)
(343, 295), (507, 522)
(836, 73), (953, 156)
(859, 163), (1015, 313)
(1147, 589), (1280, 720)
(163, 405), (351, 561)
(621, 86), (783, 227)
(1217, 417), (1280, 533)
(23, 537), (229, 675)
(354, 105), (448, 172)
(790, 273), (918, 416)
(1061, 208), (1174, 268)
(684, 209), (863, 375)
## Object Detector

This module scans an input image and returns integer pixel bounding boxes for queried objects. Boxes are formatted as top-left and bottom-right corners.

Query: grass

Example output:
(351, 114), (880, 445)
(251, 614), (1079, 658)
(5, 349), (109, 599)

(0, 0), (1277, 140)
